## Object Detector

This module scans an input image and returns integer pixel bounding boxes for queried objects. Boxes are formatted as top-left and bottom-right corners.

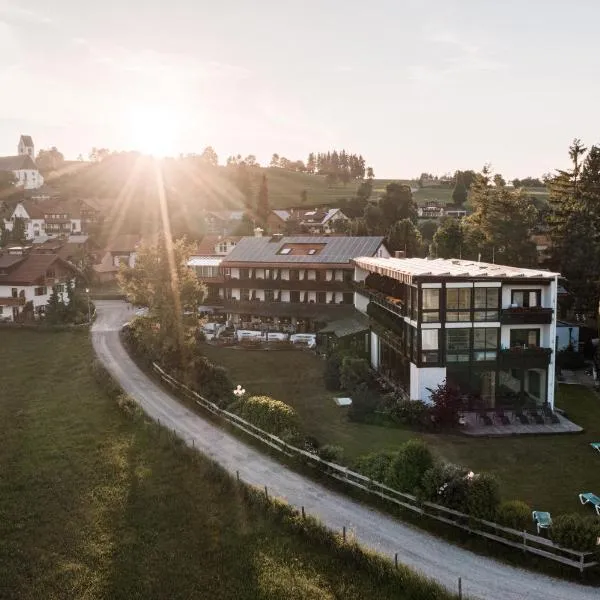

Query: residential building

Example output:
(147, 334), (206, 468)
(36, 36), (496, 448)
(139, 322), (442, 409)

(266, 210), (289, 233)
(353, 256), (560, 409)
(0, 247), (79, 321)
(220, 233), (389, 332)
(0, 136), (44, 190)
(187, 235), (241, 303)
(4, 200), (46, 239)
(93, 234), (141, 283)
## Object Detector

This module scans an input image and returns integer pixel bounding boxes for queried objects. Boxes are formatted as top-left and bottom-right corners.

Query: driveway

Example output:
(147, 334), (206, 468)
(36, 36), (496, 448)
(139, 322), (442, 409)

(92, 300), (598, 600)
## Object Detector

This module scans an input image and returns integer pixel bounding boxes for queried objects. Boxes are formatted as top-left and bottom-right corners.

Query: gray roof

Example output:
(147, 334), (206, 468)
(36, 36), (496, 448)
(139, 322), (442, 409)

(222, 236), (385, 265)
(0, 155), (37, 171)
(319, 312), (369, 338)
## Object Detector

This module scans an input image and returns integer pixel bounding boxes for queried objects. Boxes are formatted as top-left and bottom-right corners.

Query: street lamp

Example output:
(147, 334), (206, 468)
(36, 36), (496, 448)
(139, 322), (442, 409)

(233, 384), (246, 399)
(85, 287), (91, 324)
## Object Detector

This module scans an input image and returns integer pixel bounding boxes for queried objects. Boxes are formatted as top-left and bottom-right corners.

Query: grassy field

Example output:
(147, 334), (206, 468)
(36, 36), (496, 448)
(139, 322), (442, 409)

(0, 330), (449, 600)
(200, 345), (600, 517)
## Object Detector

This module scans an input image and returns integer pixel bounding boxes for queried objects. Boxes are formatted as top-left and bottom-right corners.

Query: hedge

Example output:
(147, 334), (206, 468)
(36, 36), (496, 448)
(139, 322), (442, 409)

(230, 395), (300, 439)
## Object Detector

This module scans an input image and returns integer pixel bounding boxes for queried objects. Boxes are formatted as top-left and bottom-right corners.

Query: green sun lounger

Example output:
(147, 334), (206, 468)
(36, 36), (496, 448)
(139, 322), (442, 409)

(579, 492), (600, 515)
(591, 442), (600, 453)
(532, 511), (552, 534)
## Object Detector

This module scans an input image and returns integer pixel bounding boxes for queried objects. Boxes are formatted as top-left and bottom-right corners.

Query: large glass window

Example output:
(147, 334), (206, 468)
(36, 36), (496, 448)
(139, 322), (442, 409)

(446, 328), (470, 362)
(421, 329), (439, 364)
(422, 288), (440, 322)
(409, 286), (418, 320)
(264, 289), (275, 302)
(473, 328), (498, 361)
(474, 288), (499, 321)
(510, 329), (540, 348)
(511, 289), (541, 308)
(446, 288), (472, 322)
(240, 289), (250, 301)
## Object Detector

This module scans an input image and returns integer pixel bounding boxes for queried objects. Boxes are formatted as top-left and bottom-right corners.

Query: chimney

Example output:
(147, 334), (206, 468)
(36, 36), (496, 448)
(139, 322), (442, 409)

(270, 233), (284, 243)
(254, 227), (264, 238)
(394, 250), (406, 259)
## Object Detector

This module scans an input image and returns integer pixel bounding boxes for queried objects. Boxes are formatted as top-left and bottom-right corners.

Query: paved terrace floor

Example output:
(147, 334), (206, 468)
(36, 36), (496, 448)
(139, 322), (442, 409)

(461, 411), (583, 437)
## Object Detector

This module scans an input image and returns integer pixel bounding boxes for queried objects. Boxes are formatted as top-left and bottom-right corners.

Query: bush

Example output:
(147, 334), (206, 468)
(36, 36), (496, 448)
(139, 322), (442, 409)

(324, 353), (343, 390)
(551, 513), (600, 551)
(386, 439), (435, 493)
(557, 349), (586, 370)
(354, 451), (399, 483)
(230, 395), (300, 438)
(186, 355), (233, 406)
(317, 444), (344, 463)
(429, 381), (463, 428)
(347, 386), (380, 422)
(496, 500), (531, 530)
(420, 462), (469, 506)
(385, 396), (430, 427)
(466, 473), (500, 520)
(340, 357), (373, 393)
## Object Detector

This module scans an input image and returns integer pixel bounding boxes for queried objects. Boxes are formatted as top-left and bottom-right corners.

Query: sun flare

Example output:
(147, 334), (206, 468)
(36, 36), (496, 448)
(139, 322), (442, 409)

(127, 106), (181, 157)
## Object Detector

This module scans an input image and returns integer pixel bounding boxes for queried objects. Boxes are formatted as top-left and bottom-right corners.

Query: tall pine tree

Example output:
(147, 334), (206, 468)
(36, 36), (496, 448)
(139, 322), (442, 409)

(256, 174), (270, 227)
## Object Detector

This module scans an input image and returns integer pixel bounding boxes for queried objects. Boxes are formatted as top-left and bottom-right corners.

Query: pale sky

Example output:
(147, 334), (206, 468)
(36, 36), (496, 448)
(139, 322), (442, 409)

(0, 0), (598, 178)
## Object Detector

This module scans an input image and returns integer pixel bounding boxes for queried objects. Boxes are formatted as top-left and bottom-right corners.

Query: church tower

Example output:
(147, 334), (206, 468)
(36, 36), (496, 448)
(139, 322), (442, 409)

(18, 135), (34, 159)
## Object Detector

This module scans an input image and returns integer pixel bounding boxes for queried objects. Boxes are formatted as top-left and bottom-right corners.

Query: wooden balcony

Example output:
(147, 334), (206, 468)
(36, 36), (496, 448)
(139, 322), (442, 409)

(223, 277), (351, 291)
(367, 302), (406, 338)
(222, 299), (355, 320)
(500, 307), (553, 325)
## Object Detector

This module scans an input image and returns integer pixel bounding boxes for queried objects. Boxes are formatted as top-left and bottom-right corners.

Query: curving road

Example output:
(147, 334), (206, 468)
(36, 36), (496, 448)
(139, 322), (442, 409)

(92, 300), (597, 600)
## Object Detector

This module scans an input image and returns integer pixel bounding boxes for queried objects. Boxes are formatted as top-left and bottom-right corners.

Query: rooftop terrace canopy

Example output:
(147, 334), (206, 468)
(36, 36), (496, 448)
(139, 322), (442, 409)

(353, 257), (561, 285)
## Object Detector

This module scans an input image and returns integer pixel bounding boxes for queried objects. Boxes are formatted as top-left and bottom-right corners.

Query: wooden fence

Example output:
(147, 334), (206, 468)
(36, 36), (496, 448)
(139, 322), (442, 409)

(152, 363), (598, 573)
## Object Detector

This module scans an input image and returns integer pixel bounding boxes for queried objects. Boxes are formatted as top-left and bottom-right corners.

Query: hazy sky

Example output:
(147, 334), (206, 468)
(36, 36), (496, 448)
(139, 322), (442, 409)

(0, 0), (598, 177)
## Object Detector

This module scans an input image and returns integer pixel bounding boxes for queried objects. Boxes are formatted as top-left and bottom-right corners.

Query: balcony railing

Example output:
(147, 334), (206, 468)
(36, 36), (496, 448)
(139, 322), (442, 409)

(499, 346), (552, 368)
(224, 277), (351, 291)
(367, 302), (406, 338)
(222, 299), (355, 319)
(354, 282), (407, 318)
(500, 307), (553, 325)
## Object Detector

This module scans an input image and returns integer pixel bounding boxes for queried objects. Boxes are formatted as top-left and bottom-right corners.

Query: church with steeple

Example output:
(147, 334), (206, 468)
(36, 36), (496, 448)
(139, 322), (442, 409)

(0, 135), (44, 190)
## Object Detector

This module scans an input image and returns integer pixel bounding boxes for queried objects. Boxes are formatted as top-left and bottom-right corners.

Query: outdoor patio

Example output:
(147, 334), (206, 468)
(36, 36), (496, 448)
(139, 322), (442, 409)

(460, 410), (582, 437)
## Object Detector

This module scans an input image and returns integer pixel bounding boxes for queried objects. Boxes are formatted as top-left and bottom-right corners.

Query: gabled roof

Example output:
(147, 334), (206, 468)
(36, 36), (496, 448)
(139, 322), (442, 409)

(222, 236), (385, 265)
(14, 200), (44, 219)
(271, 210), (291, 222)
(195, 235), (241, 255)
(0, 253), (78, 285)
(19, 135), (34, 147)
(0, 155), (38, 171)
(206, 210), (245, 221)
(0, 254), (25, 270)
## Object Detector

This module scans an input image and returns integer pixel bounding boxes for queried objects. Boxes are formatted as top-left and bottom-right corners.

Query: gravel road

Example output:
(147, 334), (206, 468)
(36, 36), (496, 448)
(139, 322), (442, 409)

(91, 300), (598, 600)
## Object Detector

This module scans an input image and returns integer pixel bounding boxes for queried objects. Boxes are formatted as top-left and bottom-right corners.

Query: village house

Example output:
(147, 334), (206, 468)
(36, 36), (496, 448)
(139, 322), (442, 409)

(218, 232), (389, 333)
(204, 210), (245, 235)
(353, 256), (559, 409)
(0, 136), (44, 190)
(0, 247), (80, 321)
(93, 234), (141, 283)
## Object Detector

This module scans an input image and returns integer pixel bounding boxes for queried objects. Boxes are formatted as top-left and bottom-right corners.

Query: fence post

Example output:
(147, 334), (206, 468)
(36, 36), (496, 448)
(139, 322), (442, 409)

(301, 506), (305, 519)
(342, 526), (346, 542)
(522, 530), (527, 553)
(236, 470), (240, 483)
(264, 486), (269, 501)
(458, 577), (462, 599)
(580, 553), (585, 574)
(394, 553), (398, 569)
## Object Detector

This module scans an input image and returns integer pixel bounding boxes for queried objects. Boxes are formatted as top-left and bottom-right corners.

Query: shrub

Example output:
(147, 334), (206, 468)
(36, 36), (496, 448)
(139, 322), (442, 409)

(347, 387), (380, 422)
(354, 451), (399, 483)
(429, 381), (463, 427)
(466, 473), (500, 520)
(340, 357), (373, 393)
(557, 349), (586, 370)
(551, 514), (600, 551)
(496, 500), (531, 530)
(420, 462), (469, 505)
(317, 444), (344, 463)
(324, 353), (343, 390)
(385, 396), (430, 427)
(386, 440), (435, 494)
(184, 355), (233, 406)
(230, 395), (300, 438)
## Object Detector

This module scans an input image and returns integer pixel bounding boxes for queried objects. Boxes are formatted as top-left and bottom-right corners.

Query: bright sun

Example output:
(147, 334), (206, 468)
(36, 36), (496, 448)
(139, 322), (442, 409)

(128, 106), (181, 157)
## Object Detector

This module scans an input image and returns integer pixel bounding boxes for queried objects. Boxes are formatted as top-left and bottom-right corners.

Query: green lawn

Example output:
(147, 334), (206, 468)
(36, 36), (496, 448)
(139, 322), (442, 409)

(0, 330), (448, 600)
(201, 345), (600, 517)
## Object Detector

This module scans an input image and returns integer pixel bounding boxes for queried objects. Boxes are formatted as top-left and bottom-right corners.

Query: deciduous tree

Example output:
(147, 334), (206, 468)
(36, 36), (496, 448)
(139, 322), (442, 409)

(386, 219), (422, 257)
(379, 183), (417, 224)
(200, 146), (218, 166)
